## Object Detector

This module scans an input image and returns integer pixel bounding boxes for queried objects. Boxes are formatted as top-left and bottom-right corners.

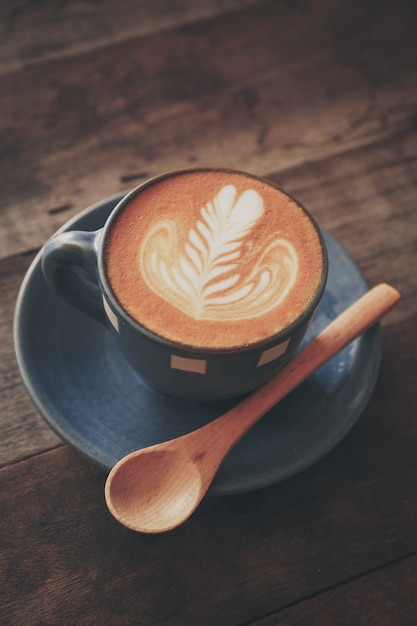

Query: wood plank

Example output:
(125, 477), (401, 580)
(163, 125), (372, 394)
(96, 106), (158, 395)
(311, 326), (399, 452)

(1, 125), (416, 467)
(270, 130), (417, 328)
(0, 0), (263, 74)
(2, 4), (416, 624)
(253, 553), (417, 625)
(1, 314), (417, 625)
(1, 0), (416, 256)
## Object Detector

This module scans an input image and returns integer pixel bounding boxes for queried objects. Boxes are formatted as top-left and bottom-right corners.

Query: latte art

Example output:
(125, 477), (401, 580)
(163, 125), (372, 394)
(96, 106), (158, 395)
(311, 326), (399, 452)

(140, 185), (299, 321)
(104, 169), (325, 349)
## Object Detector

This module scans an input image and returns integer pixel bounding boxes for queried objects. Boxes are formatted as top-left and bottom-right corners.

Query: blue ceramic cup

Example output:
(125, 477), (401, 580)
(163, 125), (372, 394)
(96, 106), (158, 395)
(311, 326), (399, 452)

(41, 168), (327, 401)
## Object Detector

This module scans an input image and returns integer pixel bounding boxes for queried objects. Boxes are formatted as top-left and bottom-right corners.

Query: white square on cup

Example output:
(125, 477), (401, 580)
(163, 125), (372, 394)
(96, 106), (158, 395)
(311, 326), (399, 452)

(103, 296), (119, 332)
(171, 355), (207, 374)
(257, 338), (290, 366)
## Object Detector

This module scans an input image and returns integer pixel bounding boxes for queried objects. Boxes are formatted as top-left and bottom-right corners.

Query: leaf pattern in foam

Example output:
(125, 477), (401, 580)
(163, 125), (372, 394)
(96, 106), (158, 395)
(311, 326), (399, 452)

(140, 185), (298, 320)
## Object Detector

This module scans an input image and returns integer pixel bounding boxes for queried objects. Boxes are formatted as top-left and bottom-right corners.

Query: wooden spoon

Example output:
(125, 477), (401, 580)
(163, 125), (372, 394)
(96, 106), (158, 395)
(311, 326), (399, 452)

(105, 283), (400, 533)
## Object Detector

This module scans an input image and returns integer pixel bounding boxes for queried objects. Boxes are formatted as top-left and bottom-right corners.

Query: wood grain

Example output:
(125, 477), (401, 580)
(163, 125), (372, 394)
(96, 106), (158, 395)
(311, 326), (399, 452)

(0, 0), (262, 74)
(2, 126), (416, 466)
(1, 0), (416, 256)
(1, 319), (417, 626)
(256, 554), (417, 625)
(1, 1), (417, 623)
(271, 130), (417, 328)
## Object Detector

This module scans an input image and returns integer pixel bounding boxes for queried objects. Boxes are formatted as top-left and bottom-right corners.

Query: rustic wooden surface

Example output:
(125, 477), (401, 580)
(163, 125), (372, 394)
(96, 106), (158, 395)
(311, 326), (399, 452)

(1, 0), (417, 624)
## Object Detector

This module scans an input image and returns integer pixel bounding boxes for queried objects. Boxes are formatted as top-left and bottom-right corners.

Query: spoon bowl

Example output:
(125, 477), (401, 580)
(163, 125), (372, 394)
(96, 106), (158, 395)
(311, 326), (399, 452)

(105, 284), (400, 533)
(106, 448), (203, 533)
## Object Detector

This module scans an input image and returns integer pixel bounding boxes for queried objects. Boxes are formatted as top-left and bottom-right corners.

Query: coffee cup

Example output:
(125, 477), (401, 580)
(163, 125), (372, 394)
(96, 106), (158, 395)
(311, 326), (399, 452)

(41, 168), (328, 401)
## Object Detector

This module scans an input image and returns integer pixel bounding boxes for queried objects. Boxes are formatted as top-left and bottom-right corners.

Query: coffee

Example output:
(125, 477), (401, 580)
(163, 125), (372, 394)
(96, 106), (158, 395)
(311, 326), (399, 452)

(104, 169), (325, 350)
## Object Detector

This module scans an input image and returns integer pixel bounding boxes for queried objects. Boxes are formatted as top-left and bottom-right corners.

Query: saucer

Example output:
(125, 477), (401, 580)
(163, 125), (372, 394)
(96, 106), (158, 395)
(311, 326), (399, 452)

(14, 193), (381, 495)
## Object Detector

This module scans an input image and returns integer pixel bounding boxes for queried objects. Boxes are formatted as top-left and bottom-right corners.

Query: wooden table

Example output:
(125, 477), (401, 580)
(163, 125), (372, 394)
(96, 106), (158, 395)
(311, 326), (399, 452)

(1, 1), (416, 623)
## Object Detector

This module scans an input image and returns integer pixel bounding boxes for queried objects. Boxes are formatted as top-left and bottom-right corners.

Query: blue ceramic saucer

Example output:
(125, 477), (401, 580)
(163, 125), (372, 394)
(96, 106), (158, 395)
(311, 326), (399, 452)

(14, 193), (381, 495)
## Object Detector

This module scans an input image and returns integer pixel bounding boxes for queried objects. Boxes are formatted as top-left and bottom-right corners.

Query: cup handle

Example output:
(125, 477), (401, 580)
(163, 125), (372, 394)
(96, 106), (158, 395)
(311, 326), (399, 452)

(41, 229), (106, 324)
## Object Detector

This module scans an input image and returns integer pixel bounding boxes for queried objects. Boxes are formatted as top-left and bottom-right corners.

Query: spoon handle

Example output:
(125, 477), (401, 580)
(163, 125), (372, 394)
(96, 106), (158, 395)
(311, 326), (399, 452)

(200, 283), (400, 452)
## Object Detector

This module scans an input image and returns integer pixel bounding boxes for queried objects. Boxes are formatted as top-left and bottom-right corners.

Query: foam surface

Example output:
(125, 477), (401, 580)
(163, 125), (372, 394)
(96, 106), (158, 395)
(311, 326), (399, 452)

(104, 169), (325, 349)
